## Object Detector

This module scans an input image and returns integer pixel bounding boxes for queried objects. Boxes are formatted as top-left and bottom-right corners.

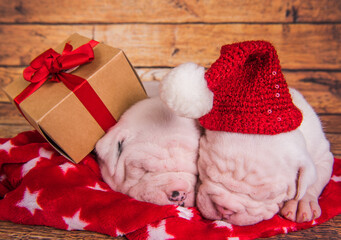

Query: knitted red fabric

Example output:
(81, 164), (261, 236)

(199, 41), (302, 135)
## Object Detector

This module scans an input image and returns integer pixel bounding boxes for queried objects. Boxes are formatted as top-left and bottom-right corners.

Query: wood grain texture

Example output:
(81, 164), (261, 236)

(1, 95), (340, 131)
(2, 67), (341, 113)
(0, 221), (123, 239)
(0, 24), (340, 69)
(267, 215), (341, 239)
(0, 124), (33, 138)
(0, 0), (340, 238)
(0, 102), (26, 125)
(137, 69), (341, 114)
(2, 67), (340, 158)
(326, 133), (341, 158)
(320, 115), (341, 133)
(0, 0), (340, 23)
(1, 111), (340, 159)
(0, 215), (339, 239)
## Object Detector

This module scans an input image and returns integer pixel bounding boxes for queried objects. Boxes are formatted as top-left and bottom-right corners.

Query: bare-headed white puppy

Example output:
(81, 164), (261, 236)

(160, 58), (334, 226)
(95, 82), (200, 207)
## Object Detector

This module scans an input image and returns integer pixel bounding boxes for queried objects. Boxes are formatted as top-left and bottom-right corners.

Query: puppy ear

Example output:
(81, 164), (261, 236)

(295, 156), (317, 200)
(95, 123), (131, 176)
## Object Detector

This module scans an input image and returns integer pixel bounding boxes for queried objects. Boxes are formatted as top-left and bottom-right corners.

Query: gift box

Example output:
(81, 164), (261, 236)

(2, 33), (147, 163)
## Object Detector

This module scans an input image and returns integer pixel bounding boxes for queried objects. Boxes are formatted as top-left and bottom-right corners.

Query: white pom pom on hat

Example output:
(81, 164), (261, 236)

(160, 62), (214, 119)
(159, 41), (303, 135)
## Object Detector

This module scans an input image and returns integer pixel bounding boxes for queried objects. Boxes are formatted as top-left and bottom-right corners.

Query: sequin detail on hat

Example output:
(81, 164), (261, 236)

(199, 41), (302, 135)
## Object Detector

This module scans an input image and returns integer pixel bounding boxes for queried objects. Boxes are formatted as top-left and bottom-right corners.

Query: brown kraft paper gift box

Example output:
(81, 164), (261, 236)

(3, 33), (147, 163)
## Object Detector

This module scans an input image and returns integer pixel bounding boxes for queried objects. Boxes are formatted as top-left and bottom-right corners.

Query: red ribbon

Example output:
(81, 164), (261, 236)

(14, 40), (117, 132)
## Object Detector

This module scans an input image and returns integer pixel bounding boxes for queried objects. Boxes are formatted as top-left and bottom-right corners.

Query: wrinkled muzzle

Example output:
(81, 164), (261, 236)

(128, 171), (197, 207)
(196, 181), (281, 226)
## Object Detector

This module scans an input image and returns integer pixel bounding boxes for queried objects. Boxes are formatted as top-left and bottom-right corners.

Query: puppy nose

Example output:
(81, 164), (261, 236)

(168, 191), (187, 202)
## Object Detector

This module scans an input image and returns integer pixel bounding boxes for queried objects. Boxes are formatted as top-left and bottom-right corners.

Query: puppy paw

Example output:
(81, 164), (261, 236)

(296, 198), (321, 223)
(280, 199), (298, 222)
(280, 195), (321, 223)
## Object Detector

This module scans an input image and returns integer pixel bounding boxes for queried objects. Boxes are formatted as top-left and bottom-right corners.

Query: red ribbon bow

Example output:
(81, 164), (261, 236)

(21, 41), (97, 97)
(14, 40), (117, 133)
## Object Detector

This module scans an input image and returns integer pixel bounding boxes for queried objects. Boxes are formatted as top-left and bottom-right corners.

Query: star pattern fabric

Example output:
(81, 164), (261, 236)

(21, 148), (54, 177)
(62, 209), (89, 230)
(16, 187), (42, 215)
(0, 131), (340, 240)
(0, 140), (15, 154)
(22, 157), (41, 177)
(331, 175), (341, 182)
(116, 227), (125, 237)
(0, 174), (5, 181)
(214, 220), (233, 230)
(147, 220), (174, 240)
(87, 183), (108, 192)
(59, 162), (77, 175)
(176, 206), (193, 220)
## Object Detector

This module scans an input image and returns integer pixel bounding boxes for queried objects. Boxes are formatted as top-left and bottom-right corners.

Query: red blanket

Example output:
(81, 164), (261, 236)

(0, 131), (340, 239)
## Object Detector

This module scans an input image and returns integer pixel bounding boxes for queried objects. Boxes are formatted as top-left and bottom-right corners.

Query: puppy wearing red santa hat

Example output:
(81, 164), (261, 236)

(160, 41), (334, 226)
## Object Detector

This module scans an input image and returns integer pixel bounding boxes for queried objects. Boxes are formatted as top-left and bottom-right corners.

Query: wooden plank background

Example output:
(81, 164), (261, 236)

(0, 0), (340, 239)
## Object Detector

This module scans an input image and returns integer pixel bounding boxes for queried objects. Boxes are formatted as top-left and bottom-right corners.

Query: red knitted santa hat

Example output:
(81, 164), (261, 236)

(160, 40), (303, 135)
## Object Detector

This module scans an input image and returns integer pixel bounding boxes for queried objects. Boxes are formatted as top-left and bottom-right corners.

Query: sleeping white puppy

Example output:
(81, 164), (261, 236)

(195, 88), (333, 225)
(95, 82), (200, 207)
(159, 41), (334, 226)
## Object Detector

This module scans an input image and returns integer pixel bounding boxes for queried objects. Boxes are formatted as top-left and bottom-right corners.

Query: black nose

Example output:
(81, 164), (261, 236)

(168, 191), (187, 203)
(171, 191), (180, 198)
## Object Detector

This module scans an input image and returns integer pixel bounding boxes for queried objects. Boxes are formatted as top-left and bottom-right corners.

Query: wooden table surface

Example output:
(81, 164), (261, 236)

(0, 0), (340, 239)
(0, 216), (340, 240)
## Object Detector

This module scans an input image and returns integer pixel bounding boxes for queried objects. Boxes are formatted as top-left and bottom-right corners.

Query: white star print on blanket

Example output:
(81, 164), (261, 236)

(147, 220), (174, 240)
(59, 162), (77, 175)
(1, 131), (340, 240)
(176, 206), (193, 220)
(22, 148), (54, 177)
(87, 183), (108, 192)
(0, 140), (15, 154)
(331, 174), (341, 182)
(214, 220), (233, 230)
(16, 187), (42, 215)
(62, 209), (90, 231)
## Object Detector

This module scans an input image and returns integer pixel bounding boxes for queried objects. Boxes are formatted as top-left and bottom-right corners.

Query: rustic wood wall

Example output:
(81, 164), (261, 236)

(0, 0), (340, 239)
(0, 3), (340, 157)
(3, 0), (340, 158)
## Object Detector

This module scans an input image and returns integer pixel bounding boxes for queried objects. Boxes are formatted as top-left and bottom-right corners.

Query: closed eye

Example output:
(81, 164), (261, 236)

(118, 140), (124, 158)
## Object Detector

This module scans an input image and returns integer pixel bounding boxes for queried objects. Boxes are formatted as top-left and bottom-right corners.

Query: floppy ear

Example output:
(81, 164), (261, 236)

(95, 123), (131, 177)
(295, 155), (317, 200)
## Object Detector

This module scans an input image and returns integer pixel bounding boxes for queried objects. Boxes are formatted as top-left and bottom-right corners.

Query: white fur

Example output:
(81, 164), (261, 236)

(160, 62), (214, 118)
(95, 95), (201, 207)
(142, 80), (160, 97)
(196, 88), (333, 225)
